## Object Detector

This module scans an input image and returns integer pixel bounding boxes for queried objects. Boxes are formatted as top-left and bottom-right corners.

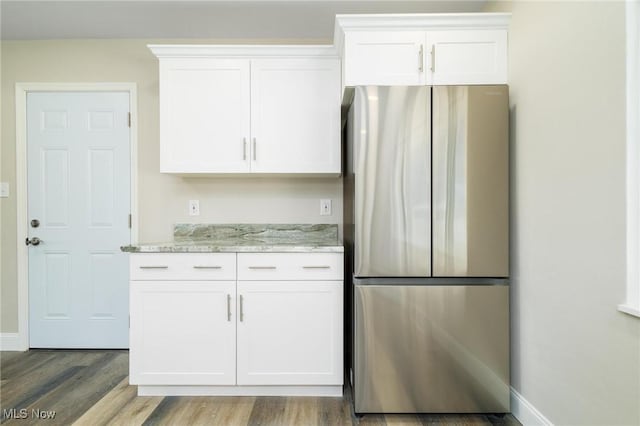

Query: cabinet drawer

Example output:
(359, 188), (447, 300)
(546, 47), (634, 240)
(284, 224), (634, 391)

(130, 253), (236, 280)
(237, 253), (343, 281)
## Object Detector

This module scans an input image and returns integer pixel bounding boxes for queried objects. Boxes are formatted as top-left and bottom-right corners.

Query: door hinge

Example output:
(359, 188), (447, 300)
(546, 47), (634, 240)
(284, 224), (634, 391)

(127, 112), (131, 128)
(128, 214), (132, 229)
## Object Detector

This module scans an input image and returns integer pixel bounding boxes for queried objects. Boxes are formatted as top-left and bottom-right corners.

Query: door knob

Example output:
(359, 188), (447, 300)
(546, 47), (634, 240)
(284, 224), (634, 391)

(25, 237), (43, 246)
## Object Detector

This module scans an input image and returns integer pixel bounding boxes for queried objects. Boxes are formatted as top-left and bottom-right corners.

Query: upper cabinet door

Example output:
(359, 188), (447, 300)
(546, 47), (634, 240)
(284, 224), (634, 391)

(160, 58), (250, 173)
(250, 59), (341, 174)
(343, 31), (427, 86)
(426, 30), (508, 85)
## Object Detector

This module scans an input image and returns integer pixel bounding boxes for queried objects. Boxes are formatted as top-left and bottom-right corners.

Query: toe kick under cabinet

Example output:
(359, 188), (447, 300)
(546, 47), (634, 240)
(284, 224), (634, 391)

(129, 252), (344, 396)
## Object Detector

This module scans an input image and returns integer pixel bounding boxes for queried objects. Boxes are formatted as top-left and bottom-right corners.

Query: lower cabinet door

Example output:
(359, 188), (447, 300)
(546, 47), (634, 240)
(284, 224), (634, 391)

(130, 281), (236, 385)
(236, 281), (343, 385)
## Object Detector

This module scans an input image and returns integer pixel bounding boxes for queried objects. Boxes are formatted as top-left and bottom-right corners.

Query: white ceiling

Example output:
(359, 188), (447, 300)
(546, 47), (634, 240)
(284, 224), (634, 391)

(1, 1), (487, 40)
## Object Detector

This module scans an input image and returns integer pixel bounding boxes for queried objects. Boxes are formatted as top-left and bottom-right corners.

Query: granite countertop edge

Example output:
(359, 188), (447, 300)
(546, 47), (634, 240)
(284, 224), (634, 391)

(121, 244), (344, 253)
(123, 224), (343, 253)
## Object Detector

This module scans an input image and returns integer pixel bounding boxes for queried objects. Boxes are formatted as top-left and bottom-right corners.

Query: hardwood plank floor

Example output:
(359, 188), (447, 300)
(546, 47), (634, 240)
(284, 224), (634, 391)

(1, 351), (520, 426)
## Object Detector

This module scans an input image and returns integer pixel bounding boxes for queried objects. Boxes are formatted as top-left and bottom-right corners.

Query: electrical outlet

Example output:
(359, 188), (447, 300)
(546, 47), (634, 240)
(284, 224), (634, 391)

(320, 199), (332, 216)
(0, 182), (8, 198)
(189, 200), (200, 216)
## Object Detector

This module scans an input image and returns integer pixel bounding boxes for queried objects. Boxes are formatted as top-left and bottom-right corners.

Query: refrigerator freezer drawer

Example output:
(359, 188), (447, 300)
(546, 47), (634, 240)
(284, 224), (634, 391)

(354, 284), (510, 413)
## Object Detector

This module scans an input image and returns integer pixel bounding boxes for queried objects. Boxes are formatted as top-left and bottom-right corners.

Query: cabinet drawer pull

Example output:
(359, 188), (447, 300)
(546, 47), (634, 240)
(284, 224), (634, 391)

(227, 294), (231, 322)
(139, 266), (168, 269)
(302, 265), (331, 269)
(239, 294), (244, 322)
(193, 265), (222, 269)
(248, 266), (276, 270)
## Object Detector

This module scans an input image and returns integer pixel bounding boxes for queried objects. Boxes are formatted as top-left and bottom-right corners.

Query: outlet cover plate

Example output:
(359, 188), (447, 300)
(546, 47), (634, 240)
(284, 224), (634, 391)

(320, 199), (332, 216)
(0, 182), (8, 198)
(189, 200), (200, 216)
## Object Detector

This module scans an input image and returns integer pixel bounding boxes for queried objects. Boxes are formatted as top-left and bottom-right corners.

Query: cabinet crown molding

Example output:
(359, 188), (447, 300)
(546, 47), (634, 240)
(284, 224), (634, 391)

(334, 13), (511, 31)
(148, 44), (339, 59)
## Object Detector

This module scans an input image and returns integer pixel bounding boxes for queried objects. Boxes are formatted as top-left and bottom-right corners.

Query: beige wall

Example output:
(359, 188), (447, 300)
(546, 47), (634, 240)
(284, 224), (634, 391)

(0, 39), (342, 333)
(484, 1), (640, 424)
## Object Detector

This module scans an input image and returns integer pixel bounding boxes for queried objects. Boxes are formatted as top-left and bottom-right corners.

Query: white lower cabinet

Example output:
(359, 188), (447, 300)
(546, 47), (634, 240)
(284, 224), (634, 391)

(130, 281), (236, 385)
(129, 252), (343, 396)
(236, 281), (343, 385)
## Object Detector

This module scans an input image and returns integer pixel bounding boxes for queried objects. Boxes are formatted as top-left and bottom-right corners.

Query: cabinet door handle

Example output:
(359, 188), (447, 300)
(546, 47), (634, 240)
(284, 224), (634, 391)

(243, 138), (247, 160)
(239, 294), (244, 322)
(252, 138), (257, 161)
(193, 265), (222, 269)
(302, 265), (331, 269)
(418, 44), (424, 72)
(139, 266), (168, 269)
(248, 266), (276, 270)
(227, 294), (231, 321)
(430, 45), (436, 72)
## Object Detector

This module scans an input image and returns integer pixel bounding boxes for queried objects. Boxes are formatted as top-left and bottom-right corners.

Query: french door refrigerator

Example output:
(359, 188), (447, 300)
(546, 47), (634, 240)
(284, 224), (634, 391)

(343, 85), (510, 414)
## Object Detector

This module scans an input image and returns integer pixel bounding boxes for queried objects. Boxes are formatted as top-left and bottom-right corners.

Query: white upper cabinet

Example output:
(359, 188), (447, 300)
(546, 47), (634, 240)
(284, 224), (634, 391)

(149, 46), (341, 176)
(159, 58), (251, 173)
(427, 29), (507, 85)
(343, 31), (427, 86)
(250, 59), (341, 174)
(335, 14), (510, 88)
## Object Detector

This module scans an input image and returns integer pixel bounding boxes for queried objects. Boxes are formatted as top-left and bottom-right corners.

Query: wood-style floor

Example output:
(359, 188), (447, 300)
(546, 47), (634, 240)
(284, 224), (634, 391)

(1, 350), (520, 426)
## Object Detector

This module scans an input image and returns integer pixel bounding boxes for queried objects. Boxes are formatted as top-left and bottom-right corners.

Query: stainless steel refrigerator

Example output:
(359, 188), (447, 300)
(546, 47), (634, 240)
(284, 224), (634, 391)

(342, 85), (510, 414)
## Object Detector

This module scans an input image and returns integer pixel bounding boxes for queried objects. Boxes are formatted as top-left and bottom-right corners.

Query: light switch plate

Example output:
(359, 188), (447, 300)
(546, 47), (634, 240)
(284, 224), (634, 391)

(0, 182), (9, 198)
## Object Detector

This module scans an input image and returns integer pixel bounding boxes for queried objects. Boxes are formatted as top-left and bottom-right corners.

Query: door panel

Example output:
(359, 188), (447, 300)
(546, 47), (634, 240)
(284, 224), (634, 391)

(236, 281), (343, 385)
(130, 281), (236, 385)
(344, 31), (427, 86)
(354, 283), (510, 413)
(160, 58), (251, 173)
(44, 253), (71, 318)
(352, 86), (431, 277)
(427, 30), (508, 85)
(88, 149), (116, 226)
(432, 86), (509, 277)
(250, 58), (341, 174)
(28, 91), (131, 348)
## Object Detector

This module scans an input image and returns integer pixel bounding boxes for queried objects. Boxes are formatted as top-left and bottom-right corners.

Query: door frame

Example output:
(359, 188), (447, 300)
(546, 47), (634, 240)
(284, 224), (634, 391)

(14, 83), (139, 351)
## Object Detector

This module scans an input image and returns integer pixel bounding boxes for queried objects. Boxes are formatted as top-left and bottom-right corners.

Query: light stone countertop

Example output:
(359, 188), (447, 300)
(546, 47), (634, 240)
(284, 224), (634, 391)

(121, 224), (344, 253)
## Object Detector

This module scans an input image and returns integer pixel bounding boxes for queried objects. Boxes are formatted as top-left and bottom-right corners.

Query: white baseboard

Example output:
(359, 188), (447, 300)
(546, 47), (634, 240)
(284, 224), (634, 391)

(511, 387), (553, 426)
(0, 333), (27, 351)
(138, 385), (343, 397)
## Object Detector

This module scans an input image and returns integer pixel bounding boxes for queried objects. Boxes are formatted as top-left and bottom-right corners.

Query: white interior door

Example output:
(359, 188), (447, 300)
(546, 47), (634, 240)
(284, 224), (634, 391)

(27, 91), (131, 348)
